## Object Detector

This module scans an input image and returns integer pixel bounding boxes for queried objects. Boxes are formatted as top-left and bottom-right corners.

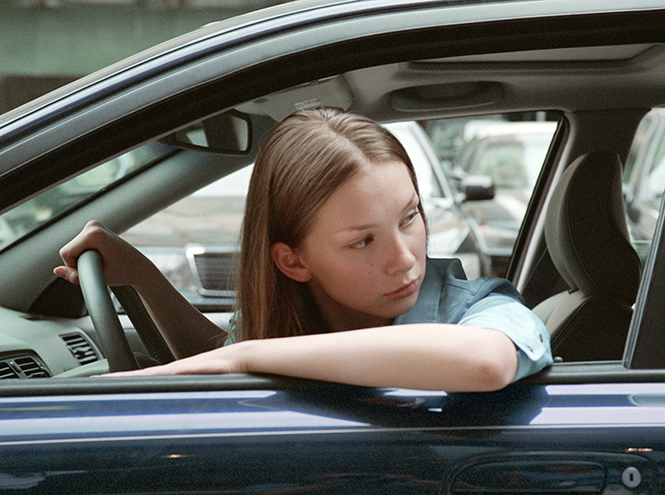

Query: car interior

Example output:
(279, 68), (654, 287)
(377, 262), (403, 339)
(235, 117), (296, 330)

(1, 19), (665, 386)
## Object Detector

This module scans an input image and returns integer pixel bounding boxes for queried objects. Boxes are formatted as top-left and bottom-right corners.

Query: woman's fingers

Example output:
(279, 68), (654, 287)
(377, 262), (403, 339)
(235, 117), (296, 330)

(53, 265), (80, 284)
(55, 220), (148, 287)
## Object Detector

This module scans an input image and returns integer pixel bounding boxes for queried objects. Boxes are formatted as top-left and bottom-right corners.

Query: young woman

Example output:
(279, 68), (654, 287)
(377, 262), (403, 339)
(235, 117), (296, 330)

(55, 108), (552, 391)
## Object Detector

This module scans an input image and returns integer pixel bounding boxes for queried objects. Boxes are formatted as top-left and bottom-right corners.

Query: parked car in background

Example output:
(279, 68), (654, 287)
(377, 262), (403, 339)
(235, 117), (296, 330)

(1, 0), (665, 492)
(420, 116), (503, 167)
(122, 121), (494, 311)
(448, 121), (558, 276)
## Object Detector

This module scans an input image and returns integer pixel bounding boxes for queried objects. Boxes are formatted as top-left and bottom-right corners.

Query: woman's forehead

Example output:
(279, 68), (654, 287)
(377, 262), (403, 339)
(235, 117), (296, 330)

(313, 161), (417, 227)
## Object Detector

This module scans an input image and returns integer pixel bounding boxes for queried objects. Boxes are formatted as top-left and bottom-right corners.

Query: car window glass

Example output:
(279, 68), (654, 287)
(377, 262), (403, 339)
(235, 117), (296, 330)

(0, 141), (175, 252)
(624, 111), (660, 181)
(474, 136), (552, 189)
(425, 114), (559, 278)
(624, 108), (665, 266)
(385, 122), (445, 199)
(644, 137), (665, 205)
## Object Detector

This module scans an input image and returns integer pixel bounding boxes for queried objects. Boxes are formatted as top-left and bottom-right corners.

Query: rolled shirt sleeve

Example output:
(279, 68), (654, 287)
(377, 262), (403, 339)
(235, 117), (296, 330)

(458, 293), (552, 382)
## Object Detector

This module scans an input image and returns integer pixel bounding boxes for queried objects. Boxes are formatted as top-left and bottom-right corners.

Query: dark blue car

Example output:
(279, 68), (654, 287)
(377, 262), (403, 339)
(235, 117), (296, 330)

(1, 0), (665, 493)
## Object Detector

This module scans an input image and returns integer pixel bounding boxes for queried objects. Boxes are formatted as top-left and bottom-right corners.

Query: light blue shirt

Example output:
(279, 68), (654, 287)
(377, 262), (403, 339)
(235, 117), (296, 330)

(393, 258), (552, 382)
(461, 294), (550, 381)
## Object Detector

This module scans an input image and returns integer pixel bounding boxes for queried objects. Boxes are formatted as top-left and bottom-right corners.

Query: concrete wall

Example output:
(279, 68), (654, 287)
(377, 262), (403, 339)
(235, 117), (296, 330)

(0, 1), (283, 112)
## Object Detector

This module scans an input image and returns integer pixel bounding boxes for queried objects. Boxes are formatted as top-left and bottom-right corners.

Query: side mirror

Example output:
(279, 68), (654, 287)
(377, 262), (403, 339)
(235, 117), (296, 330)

(162, 110), (251, 154)
(461, 175), (495, 201)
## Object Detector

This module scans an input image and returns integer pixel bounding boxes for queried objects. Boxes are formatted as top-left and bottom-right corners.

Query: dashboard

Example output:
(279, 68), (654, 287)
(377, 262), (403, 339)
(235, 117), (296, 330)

(0, 306), (101, 378)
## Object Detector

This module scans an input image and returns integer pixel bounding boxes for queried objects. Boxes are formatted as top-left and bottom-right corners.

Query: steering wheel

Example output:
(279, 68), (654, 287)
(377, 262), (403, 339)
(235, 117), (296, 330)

(77, 250), (140, 372)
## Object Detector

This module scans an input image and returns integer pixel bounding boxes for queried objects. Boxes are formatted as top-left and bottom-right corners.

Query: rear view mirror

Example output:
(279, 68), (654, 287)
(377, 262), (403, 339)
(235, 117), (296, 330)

(162, 111), (251, 154)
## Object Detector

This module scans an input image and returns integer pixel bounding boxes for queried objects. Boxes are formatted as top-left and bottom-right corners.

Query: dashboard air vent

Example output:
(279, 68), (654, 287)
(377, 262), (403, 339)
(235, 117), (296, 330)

(13, 356), (50, 378)
(0, 356), (50, 379)
(61, 333), (99, 365)
(0, 361), (20, 379)
(186, 246), (237, 297)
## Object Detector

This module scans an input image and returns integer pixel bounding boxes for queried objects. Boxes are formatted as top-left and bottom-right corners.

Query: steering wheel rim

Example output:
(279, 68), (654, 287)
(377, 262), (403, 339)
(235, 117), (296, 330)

(77, 250), (139, 372)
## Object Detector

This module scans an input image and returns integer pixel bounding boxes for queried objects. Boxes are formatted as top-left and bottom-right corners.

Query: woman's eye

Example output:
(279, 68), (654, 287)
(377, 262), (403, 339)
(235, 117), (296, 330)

(350, 236), (373, 249)
(402, 210), (419, 227)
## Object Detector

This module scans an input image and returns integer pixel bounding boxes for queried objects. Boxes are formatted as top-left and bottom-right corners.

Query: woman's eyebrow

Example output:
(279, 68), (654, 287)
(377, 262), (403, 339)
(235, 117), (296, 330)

(337, 222), (378, 234)
(404, 192), (420, 211)
(337, 193), (420, 234)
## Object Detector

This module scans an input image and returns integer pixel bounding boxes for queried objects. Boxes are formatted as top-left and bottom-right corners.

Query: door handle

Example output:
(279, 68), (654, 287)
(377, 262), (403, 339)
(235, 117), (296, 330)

(451, 459), (604, 492)
(448, 453), (652, 494)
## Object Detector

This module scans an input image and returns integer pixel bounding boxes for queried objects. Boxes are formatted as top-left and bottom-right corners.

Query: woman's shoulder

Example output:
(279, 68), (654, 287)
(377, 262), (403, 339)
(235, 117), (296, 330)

(223, 311), (241, 346)
(426, 257), (468, 280)
(426, 257), (521, 299)
(415, 257), (524, 323)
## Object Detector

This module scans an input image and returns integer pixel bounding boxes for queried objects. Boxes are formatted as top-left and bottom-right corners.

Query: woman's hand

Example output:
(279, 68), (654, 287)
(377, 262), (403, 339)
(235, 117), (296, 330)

(54, 220), (153, 289)
(102, 345), (247, 377)
(56, 220), (227, 359)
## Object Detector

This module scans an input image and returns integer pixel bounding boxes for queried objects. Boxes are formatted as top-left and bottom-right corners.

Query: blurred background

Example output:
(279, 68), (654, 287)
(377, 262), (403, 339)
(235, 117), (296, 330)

(0, 0), (291, 114)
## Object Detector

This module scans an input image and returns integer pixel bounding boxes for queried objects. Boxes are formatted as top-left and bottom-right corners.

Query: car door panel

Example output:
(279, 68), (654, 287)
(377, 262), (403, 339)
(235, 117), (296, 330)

(0, 378), (664, 494)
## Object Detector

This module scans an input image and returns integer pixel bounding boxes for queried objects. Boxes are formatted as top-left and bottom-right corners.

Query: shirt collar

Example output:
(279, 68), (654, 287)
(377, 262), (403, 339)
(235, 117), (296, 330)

(393, 258), (441, 325)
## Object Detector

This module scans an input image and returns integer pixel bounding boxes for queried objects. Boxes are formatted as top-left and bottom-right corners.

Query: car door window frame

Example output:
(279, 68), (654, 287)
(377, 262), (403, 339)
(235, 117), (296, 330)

(624, 182), (665, 369)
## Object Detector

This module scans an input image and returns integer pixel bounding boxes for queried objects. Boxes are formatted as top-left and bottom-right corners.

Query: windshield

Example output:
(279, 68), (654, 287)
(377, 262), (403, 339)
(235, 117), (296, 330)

(0, 141), (175, 251)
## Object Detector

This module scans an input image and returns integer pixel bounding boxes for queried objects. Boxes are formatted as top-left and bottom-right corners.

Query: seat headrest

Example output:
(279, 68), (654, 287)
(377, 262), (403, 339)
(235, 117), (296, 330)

(545, 151), (641, 304)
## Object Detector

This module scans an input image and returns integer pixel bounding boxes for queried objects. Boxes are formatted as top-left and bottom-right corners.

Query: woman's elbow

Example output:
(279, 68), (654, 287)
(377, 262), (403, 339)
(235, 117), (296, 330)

(472, 336), (519, 391)
(473, 356), (517, 391)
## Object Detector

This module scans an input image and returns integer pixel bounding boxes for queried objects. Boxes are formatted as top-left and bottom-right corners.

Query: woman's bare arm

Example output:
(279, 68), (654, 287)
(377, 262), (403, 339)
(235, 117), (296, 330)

(55, 221), (224, 358)
(105, 323), (519, 392)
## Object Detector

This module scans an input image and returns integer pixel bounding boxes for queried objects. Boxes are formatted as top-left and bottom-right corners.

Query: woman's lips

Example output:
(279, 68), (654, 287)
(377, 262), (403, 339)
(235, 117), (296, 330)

(385, 280), (419, 300)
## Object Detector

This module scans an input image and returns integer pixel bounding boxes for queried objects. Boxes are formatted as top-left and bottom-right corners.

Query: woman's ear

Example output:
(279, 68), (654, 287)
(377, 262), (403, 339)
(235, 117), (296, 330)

(271, 242), (312, 282)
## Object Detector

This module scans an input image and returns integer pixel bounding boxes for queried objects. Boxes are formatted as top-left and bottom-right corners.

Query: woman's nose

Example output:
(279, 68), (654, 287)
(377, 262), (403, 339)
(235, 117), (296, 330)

(384, 234), (416, 276)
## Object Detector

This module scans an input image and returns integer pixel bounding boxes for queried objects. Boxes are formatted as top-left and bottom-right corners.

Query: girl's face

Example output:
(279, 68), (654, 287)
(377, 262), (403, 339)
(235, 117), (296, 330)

(290, 160), (427, 331)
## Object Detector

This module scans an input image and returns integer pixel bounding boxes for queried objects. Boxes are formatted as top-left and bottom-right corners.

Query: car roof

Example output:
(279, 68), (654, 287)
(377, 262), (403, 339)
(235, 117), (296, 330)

(2, 0), (665, 132)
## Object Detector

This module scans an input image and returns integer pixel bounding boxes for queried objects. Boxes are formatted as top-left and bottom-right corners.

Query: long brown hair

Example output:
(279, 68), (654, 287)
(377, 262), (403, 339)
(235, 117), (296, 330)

(235, 108), (424, 341)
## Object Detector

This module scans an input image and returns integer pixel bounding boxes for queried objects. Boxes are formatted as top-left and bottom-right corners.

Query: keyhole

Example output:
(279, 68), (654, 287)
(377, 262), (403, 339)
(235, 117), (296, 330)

(622, 466), (641, 488)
